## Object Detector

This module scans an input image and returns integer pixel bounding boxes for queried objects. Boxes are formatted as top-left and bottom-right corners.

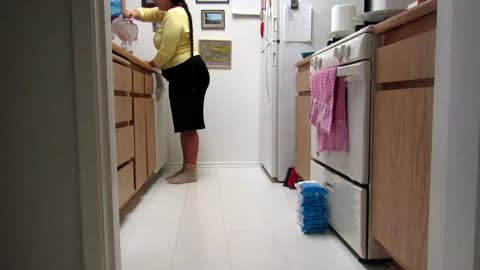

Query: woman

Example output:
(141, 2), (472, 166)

(124, 0), (210, 184)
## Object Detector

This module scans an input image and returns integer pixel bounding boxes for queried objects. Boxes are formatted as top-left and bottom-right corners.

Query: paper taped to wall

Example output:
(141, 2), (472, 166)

(284, 4), (312, 42)
(232, 0), (261, 15)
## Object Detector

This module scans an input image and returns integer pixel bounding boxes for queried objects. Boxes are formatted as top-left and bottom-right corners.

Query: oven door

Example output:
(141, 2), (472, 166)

(311, 60), (371, 185)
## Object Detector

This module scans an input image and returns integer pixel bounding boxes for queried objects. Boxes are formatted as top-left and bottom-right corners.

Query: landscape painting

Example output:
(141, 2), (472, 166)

(201, 10), (225, 29)
(198, 40), (232, 69)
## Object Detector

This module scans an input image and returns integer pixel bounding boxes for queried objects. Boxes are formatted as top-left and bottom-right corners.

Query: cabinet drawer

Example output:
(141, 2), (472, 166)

(295, 95), (311, 179)
(117, 162), (134, 209)
(114, 96), (132, 123)
(133, 69), (145, 94)
(116, 125), (134, 167)
(376, 30), (436, 84)
(296, 69), (310, 92)
(113, 62), (132, 92)
(145, 74), (154, 94)
(134, 98), (148, 188)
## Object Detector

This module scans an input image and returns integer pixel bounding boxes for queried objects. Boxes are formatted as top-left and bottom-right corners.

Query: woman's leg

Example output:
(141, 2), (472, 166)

(181, 130), (199, 164)
(168, 130), (199, 184)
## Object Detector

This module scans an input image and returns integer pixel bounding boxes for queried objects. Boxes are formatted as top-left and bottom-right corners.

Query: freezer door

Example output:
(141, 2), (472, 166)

(311, 160), (368, 259)
(260, 0), (279, 178)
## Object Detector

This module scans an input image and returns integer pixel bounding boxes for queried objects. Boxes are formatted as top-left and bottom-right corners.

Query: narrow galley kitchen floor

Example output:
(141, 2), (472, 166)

(120, 167), (393, 270)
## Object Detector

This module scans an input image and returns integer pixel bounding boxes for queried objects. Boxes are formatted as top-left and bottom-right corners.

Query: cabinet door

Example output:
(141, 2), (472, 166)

(295, 95), (311, 179)
(112, 62), (132, 92)
(115, 125), (134, 167)
(145, 74), (154, 95)
(117, 162), (134, 209)
(134, 98), (147, 189)
(133, 69), (145, 94)
(146, 98), (157, 177)
(372, 87), (433, 270)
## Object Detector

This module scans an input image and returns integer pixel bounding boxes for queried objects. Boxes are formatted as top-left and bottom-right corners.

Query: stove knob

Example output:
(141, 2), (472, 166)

(334, 47), (340, 60)
(344, 45), (351, 58)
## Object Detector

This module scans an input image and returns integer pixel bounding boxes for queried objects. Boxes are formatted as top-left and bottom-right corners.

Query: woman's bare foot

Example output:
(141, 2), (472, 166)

(165, 165), (184, 180)
(167, 163), (197, 184)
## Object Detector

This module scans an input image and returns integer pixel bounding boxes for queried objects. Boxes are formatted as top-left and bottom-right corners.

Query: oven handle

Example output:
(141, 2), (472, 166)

(336, 60), (371, 82)
(311, 60), (371, 82)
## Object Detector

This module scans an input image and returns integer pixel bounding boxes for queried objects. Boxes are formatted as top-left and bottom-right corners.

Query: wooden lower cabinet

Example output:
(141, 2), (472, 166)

(295, 95), (311, 179)
(134, 98), (148, 189)
(146, 99), (157, 178)
(372, 87), (433, 270)
(117, 162), (135, 209)
(115, 126), (134, 167)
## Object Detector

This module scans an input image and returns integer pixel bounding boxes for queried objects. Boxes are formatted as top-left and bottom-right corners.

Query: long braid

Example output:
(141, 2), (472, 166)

(174, 0), (194, 58)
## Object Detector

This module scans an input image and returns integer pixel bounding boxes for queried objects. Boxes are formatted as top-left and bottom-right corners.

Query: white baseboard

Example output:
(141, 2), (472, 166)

(164, 161), (262, 170)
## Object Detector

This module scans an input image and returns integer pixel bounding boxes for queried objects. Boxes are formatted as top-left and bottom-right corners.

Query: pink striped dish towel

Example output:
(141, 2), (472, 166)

(309, 67), (349, 154)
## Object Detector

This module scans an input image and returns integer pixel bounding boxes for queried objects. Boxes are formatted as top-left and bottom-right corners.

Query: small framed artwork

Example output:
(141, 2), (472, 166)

(196, 0), (229, 3)
(201, 10), (225, 30)
(198, 40), (232, 69)
(141, 0), (156, 8)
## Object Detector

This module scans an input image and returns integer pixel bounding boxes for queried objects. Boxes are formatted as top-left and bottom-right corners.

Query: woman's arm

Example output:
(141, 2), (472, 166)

(123, 7), (165, 23)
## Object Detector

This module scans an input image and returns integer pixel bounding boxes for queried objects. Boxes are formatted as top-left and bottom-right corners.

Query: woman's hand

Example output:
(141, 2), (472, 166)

(123, 9), (142, 20)
(147, 60), (158, 68)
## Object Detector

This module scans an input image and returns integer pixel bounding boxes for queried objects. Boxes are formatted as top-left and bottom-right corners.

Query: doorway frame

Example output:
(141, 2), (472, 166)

(72, 0), (121, 269)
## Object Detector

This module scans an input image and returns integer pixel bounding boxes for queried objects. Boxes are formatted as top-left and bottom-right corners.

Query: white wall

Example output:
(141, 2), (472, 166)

(119, 0), (263, 165)
(3, 2), (84, 270)
(428, 0), (480, 269)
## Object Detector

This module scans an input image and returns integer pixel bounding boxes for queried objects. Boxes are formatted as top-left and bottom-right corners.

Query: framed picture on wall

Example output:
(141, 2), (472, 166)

(142, 0), (156, 8)
(198, 40), (232, 69)
(196, 0), (229, 3)
(201, 10), (225, 30)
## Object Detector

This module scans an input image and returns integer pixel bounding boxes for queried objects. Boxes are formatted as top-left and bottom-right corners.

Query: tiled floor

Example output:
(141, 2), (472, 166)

(120, 167), (393, 270)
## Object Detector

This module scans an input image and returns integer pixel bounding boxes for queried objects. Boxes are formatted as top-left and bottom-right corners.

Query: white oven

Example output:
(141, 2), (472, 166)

(309, 27), (387, 261)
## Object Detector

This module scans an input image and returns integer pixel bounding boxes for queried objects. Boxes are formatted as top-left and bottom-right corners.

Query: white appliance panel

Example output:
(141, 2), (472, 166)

(311, 160), (368, 259)
(310, 33), (372, 72)
(311, 61), (371, 184)
(260, 0), (279, 177)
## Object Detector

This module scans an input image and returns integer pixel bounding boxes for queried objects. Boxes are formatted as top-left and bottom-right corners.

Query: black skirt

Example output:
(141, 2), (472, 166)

(162, 56), (210, 133)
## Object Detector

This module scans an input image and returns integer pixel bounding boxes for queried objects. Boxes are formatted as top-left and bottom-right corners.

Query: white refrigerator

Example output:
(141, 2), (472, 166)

(260, 0), (364, 179)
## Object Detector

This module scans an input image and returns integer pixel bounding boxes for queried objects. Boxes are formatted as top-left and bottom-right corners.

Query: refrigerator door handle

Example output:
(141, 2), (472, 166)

(273, 52), (277, 67)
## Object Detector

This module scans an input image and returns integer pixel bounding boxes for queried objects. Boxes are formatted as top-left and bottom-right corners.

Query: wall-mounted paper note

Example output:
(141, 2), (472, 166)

(284, 3), (312, 42)
(232, 0), (261, 16)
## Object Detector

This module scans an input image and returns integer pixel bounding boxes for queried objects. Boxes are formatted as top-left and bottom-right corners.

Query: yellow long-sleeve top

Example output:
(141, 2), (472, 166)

(138, 7), (199, 70)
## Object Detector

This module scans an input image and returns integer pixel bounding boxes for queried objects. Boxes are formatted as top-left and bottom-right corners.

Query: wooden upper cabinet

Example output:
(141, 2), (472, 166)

(134, 98), (147, 189)
(113, 62), (132, 92)
(133, 69), (145, 94)
(145, 74), (154, 95)
(372, 87), (433, 270)
(376, 30), (436, 84)
(146, 99), (157, 177)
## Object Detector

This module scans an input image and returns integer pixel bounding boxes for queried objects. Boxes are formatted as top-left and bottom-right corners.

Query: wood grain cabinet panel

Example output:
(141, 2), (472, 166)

(295, 95), (311, 179)
(116, 126), (134, 167)
(145, 74), (154, 95)
(376, 30), (436, 84)
(296, 70), (311, 93)
(114, 96), (133, 124)
(113, 62), (132, 92)
(133, 69), (145, 94)
(134, 98), (147, 189)
(372, 87), (433, 270)
(117, 162), (134, 209)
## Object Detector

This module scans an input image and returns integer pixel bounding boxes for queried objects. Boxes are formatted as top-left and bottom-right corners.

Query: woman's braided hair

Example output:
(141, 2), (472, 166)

(171, 0), (194, 57)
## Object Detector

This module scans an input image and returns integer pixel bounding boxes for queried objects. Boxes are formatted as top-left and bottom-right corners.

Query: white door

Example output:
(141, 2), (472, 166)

(260, 0), (279, 177)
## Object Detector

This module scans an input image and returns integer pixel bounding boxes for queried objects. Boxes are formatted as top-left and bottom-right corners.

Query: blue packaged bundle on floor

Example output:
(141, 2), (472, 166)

(295, 181), (329, 234)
